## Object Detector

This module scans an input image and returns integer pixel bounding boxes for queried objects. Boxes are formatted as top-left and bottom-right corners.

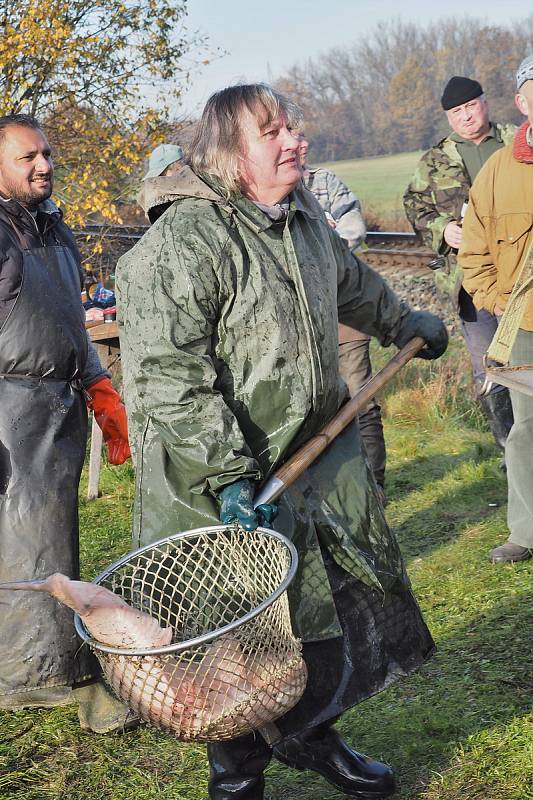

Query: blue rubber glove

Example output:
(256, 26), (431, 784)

(218, 479), (278, 532)
(394, 310), (448, 360)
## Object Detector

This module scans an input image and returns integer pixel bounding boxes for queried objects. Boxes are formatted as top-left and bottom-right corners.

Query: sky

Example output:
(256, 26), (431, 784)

(178, 0), (529, 116)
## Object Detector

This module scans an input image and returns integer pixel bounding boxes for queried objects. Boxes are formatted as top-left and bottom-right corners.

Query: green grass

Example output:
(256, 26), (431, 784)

(318, 150), (423, 223)
(1, 340), (531, 800)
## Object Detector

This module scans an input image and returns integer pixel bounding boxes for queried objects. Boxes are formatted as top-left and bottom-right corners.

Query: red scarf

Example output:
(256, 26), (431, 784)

(513, 121), (533, 163)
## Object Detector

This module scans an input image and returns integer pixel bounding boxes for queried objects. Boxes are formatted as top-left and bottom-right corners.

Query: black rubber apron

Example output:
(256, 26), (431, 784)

(0, 225), (93, 700)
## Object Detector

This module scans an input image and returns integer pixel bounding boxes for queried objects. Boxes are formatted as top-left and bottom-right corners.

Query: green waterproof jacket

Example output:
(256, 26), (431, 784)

(116, 168), (413, 642)
(403, 123), (515, 303)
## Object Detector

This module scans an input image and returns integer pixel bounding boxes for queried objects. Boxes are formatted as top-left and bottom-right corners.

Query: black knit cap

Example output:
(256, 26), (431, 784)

(441, 76), (483, 110)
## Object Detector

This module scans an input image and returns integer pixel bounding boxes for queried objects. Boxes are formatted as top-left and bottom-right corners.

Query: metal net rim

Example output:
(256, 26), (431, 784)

(74, 525), (298, 657)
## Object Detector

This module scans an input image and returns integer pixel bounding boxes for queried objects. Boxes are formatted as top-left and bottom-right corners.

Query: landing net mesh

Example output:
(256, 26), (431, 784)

(77, 526), (307, 741)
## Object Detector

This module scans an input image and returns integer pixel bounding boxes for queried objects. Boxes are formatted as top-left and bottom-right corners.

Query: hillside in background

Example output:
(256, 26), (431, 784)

(317, 150), (423, 228)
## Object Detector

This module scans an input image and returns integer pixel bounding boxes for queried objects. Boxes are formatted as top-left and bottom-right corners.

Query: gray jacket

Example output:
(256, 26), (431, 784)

(303, 168), (366, 250)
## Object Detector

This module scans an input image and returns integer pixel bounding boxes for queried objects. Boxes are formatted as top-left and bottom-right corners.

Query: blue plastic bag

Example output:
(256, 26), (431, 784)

(90, 282), (116, 309)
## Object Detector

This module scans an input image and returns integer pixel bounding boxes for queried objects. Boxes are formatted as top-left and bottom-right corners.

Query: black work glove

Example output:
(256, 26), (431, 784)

(394, 310), (448, 360)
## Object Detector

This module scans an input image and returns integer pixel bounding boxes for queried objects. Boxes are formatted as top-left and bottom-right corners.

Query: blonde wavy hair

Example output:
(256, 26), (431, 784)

(188, 83), (303, 194)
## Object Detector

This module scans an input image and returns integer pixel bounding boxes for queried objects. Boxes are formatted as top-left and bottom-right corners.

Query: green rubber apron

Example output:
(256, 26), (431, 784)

(0, 225), (93, 701)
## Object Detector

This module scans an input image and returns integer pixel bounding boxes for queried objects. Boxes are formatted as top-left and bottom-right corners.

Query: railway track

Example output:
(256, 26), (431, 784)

(77, 225), (436, 279)
(363, 232), (435, 277)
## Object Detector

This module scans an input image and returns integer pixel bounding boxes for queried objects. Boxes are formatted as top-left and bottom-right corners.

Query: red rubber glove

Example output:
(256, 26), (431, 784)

(86, 377), (131, 465)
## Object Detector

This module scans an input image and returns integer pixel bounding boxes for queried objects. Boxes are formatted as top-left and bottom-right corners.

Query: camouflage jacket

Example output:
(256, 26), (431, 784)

(403, 123), (515, 302)
(403, 123), (515, 253)
(117, 168), (413, 641)
(303, 168), (366, 250)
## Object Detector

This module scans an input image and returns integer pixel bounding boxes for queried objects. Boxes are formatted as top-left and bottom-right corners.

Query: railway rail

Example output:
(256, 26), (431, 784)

(76, 225), (436, 279)
(363, 232), (435, 277)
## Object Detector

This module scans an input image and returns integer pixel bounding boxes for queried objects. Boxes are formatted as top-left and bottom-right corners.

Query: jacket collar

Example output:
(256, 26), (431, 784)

(0, 196), (61, 233)
(0, 196), (60, 216)
(449, 123), (498, 145)
(138, 163), (223, 216)
(140, 165), (325, 234)
(203, 173), (325, 233)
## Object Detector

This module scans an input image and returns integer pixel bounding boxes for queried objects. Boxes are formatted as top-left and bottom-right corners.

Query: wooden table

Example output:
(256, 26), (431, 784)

(87, 319), (119, 345)
(86, 321), (121, 499)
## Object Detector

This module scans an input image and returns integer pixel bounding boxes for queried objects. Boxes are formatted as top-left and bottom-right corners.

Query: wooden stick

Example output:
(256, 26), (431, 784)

(87, 414), (103, 500)
(86, 342), (112, 500)
(254, 336), (425, 507)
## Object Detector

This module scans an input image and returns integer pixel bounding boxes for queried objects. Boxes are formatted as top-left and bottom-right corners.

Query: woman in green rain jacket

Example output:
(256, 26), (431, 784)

(116, 85), (448, 800)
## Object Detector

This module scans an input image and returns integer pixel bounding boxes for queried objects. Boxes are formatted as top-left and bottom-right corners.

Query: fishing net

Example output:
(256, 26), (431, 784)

(483, 364), (533, 398)
(74, 525), (307, 741)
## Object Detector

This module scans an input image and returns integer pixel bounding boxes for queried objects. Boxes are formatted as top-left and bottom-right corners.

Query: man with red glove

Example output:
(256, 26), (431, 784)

(0, 113), (131, 731)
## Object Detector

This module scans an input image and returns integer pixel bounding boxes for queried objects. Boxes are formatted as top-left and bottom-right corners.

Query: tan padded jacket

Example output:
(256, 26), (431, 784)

(459, 139), (533, 331)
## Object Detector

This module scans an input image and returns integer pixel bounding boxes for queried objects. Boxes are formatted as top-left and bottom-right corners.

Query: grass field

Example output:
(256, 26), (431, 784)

(0, 340), (531, 800)
(318, 150), (423, 226)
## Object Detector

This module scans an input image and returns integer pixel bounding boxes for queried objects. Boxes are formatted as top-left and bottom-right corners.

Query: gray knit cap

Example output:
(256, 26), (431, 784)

(516, 54), (533, 91)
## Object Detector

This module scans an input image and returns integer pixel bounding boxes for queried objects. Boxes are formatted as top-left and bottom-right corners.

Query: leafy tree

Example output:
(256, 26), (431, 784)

(0, 0), (205, 232)
(385, 57), (437, 153)
(473, 26), (526, 124)
(276, 16), (532, 163)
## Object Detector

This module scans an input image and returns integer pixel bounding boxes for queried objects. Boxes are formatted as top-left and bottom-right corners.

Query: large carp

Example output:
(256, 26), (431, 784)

(0, 572), (173, 648)
(0, 573), (306, 739)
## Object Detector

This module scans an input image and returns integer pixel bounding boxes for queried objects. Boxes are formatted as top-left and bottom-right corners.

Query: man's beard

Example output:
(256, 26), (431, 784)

(2, 175), (53, 209)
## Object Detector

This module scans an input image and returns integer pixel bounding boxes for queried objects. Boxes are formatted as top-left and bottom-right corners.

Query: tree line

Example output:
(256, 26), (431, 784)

(2, 5), (532, 237)
(275, 17), (533, 162)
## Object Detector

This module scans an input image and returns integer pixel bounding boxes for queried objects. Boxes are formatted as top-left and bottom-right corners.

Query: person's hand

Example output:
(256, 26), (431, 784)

(443, 221), (462, 250)
(86, 377), (131, 465)
(394, 310), (448, 360)
(218, 479), (277, 531)
(494, 305), (504, 316)
(325, 212), (337, 229)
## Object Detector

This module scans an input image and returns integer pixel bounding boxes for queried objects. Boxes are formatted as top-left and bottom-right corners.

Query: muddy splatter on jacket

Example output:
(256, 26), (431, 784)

(117, 168), (415, 642)
(403, 123), (515, 302)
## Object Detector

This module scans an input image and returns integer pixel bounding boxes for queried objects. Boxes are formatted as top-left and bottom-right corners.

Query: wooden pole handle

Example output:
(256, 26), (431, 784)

(254, 336), (425, 507)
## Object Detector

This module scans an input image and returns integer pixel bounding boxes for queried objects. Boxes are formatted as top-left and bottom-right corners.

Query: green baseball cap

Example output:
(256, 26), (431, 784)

(143, 143), (184, 180)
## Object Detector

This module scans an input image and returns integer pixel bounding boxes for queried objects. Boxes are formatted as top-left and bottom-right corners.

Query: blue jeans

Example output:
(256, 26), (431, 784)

(459, 288), (504, 395)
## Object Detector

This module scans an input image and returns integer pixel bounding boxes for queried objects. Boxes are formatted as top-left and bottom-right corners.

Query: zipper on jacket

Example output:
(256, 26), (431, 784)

(4, 198), (58, 247)
(20, 204), (46, 246)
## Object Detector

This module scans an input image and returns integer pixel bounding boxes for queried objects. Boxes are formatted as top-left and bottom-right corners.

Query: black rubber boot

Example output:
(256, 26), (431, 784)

(273, 723), (396, 798)
(478, 389), (514, 452)
(207, 732), (272, 799)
